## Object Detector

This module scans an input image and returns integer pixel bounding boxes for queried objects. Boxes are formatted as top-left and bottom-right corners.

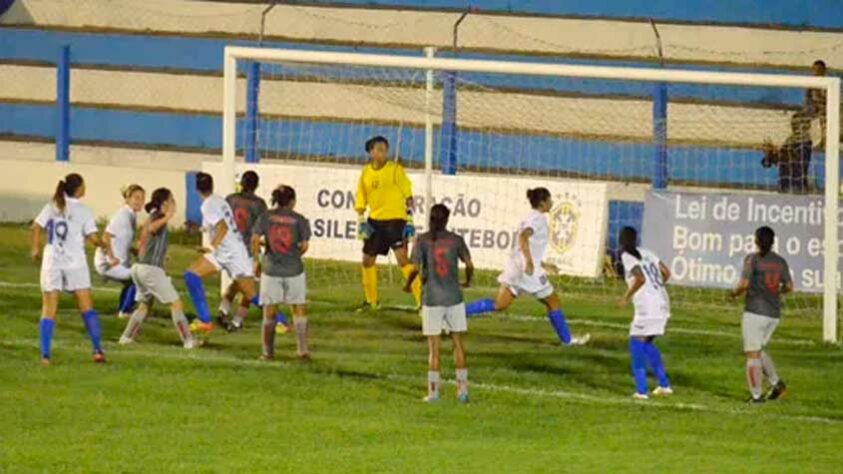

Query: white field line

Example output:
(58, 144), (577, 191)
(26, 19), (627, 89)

(1, 337), (840, 426)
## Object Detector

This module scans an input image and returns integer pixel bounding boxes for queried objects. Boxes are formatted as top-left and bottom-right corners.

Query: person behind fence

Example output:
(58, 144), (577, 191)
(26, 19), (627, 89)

(804, 59), (827, 144)
(761, 112), (812, 194)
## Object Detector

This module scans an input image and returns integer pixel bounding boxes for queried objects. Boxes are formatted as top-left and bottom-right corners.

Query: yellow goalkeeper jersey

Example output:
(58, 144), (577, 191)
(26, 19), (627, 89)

(354, 161), (412, 221)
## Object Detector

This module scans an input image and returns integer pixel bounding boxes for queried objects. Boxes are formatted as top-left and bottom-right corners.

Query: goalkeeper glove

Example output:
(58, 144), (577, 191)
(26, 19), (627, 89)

(358, 216), (374, 240)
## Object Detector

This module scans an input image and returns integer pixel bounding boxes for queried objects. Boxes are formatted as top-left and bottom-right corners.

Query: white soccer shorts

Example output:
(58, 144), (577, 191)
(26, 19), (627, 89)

(204, 244), (254, 279)
(629, 318), (668, 337)
(260, 273), (307, 306)
(131, 264), (179, 305)
(422, 303), (467, 336)
(40, 266), (91, 293)
(742, 311), (780, 352)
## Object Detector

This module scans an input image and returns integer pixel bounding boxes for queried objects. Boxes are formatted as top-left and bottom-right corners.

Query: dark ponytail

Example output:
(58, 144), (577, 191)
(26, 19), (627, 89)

(755, 226), (775, 257)
(526, 187), (551, 209)
(429, 204), (450, 241)
(145, 187), (172, 214)
(619, 226), (642, 260)
(53, 173), (84, 212)
(271, 185), (296, 208)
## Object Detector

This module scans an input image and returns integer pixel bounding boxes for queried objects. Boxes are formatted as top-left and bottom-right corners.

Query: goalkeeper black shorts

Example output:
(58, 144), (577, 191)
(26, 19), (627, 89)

(363, 219), (407, 257)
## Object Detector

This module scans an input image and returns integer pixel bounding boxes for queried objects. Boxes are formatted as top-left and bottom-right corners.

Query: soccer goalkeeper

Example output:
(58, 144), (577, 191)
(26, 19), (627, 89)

(355, 136), (421, 311)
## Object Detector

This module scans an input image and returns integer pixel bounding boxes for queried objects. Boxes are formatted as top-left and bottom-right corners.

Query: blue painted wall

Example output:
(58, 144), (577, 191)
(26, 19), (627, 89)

(0, 29), (809, 107)
(302, 1), (843, 30)
(2, 103), (827, 191)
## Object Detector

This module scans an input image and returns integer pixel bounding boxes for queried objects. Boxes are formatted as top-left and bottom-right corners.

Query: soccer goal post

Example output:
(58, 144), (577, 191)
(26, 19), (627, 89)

(217, 45), (840, 342)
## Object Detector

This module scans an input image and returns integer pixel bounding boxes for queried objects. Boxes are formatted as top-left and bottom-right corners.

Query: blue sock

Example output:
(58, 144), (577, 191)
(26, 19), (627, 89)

(629, 339), (649, 395)
(117, 285), (128, 312)
(39, 318), (54, 359)
(644, 341), (670, 388)
(250, 296), (261, 307)
(465, 298), (496, 317)
(547, 309), (572, 344)
(81, 310), (102, 353)
(183, 272), (211, 323)
(119, 284), (136, 314)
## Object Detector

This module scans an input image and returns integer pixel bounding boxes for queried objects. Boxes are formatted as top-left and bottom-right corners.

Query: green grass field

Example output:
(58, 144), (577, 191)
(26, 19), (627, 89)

(1, 224), (842, 473)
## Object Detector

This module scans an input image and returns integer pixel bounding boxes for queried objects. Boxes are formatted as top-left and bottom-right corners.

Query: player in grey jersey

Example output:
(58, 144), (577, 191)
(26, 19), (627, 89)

(730, 226), (792, 403)
(405, 204), (474, 403)
(251, 185), (312, 360)
(119, 188), (198, 349)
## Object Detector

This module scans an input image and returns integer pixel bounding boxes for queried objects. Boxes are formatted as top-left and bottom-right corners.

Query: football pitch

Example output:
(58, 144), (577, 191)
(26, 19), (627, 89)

(1, 224), (841, 472)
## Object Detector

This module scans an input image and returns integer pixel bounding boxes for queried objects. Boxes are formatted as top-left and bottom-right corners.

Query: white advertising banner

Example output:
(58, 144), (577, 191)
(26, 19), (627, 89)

(204, 162), (609, 278)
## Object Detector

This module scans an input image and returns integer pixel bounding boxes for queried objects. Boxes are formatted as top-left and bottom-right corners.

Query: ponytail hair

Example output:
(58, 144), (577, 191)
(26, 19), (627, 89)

(53, 173), (84, 212)
(429, 204), (450, 241)
(619, 226), (642, 260)
(271, 185), (296, 208)
(122, 183), (145, 200)
(755, 226), (775, 256)
(145, 187), (172, 214)
(526, 187), (551, 209)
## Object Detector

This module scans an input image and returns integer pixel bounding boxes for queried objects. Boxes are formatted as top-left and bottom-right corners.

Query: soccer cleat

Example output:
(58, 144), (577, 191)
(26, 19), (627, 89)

(566, 333), (591, 346)
(40, 357), (50, 366)
(117, 312), (130, 320)
(457, 392), (470, 404)
(259, 353), (275, 361)
(118, 336), (134, 345)
(189, 321), (214, 335)
(297, 353), (311, 362)
(423, 394), (441, 403)
(215, 311), (232, 330)
(747, 395), (766, 405)
(183, 338), (202, 350)
(275, 322), (290, 335)
(355, 301), (381, 313)
(632, 392), (649, 401)
(652, 386), (674, 397)
(92, 351), (106, 363)
(766, 381), (787, 401)
(226, 320), (243, 333)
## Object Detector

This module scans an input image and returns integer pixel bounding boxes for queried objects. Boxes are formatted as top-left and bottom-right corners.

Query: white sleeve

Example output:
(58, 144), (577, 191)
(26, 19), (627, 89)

(81, 207), (98, 236)
(34, 204), (52, 228)
(204, 199), (224, 226)
(104, 210), (125, 236)
(621, 252), (640, 273)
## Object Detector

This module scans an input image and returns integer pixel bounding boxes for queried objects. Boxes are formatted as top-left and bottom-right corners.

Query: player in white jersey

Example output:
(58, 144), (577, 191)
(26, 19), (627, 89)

(464, 188), (589, 346)
(30, 173), (109, 364)
(617, 226), (672, 400)
(94, 184), (145, 319)
(182, 172), (259, 335)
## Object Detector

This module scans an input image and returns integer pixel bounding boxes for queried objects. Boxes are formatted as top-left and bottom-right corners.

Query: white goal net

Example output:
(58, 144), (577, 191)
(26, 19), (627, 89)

(210, 46), (840, 342)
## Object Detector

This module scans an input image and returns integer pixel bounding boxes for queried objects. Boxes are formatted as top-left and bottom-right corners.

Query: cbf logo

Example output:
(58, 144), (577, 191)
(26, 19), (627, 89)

(549, 192), (580, 255)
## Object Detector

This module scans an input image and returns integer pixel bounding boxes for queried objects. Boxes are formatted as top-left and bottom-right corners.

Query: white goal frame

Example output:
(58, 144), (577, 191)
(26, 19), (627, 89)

(221, 45), (841, 343)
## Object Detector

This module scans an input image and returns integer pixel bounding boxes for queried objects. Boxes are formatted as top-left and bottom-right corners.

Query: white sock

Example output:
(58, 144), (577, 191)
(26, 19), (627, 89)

(233, 306), (248, 326)
(455, 368), (468, 396)
(219, 297), (232, 316)
(121, 308), (147, 340)
(760, 351), (780, 386)
(294, 317), (309, 355)
(428, 371), (440, 398)
(746, 359), (763, 399)
(171, 308), (191, 344)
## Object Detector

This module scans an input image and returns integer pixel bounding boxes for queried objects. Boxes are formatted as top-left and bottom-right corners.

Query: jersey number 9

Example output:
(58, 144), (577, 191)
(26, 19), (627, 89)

(45, 219), (68, 245)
